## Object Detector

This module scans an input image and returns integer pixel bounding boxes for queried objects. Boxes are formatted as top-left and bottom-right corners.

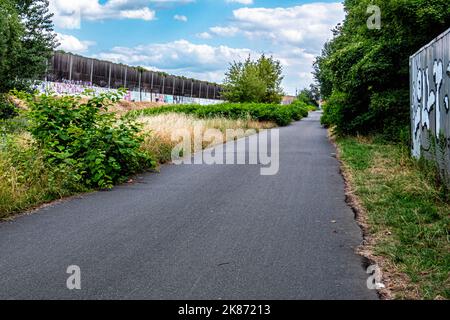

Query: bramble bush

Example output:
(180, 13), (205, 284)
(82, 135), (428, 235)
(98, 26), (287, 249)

(128, 102), (311, 126)
(21, 90), (155, 189)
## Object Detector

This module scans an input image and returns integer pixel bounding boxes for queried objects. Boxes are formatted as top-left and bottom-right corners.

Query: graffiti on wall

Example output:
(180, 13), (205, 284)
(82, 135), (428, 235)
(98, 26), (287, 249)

(35, 81), (223, 106)
(410, 28), (450, 182)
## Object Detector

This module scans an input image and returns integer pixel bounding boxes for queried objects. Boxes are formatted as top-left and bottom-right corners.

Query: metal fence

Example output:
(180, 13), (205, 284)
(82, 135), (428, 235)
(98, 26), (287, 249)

(46, 52), (223, 100)
(410, 27), (450, 183)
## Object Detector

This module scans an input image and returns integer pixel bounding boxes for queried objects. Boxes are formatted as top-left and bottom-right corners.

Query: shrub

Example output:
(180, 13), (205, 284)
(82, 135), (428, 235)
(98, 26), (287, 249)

(320, 91), (348, 131)
(0, 94), (18, 119)
(22, 91), (155, 189)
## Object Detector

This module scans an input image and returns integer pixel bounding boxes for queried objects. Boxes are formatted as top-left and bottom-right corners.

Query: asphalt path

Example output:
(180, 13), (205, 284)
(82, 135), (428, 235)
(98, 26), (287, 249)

(0, 111), (377, 300)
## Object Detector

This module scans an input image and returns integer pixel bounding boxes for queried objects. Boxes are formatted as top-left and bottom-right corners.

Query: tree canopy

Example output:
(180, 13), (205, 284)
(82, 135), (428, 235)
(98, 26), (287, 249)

(315, 0), (450, 141)
(0, 0), (56, 94)
(297, 85), (320, 107)
(223, 55), (284, 104)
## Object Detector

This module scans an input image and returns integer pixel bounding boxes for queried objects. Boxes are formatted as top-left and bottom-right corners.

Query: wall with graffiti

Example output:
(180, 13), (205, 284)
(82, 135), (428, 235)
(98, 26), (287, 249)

(46, 52), (223, 101)
(410, 28), (450, 182)
(35, 81), (223, 106)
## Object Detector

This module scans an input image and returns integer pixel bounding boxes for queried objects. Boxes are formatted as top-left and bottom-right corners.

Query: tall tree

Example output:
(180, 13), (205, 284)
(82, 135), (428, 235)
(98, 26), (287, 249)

(256, 54), (284, 104)
(0, 0), (23, 93)
(223, 55), (284, 103)
(297, 85), (319, 107)
(14, 0), (57, 89)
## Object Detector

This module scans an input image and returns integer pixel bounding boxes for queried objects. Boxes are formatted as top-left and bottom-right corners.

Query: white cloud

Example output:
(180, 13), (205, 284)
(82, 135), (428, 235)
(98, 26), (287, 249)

(226, 0), (253, 5)
(209, 2), (344, 52)
(56, 33), (95, 53)
(174, 14), (188, 22)
(196, 32), (212, 39)
(209, 26), (240, 37)
(49, 0), (197, 29)
(120, 8), (156, 20)
(95, 40), (255, 83)
(232, 3), (344, 51)
(198, 2), (345, 93)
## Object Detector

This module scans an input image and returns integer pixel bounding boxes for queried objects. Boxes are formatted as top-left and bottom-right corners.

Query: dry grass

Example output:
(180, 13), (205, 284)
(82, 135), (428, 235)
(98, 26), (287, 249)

(137, 113), (276, 163)
(108, 100), (165, 115)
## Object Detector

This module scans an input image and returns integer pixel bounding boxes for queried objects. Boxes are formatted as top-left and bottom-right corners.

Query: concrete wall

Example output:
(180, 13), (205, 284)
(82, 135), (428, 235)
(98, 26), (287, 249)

(410, 27), (450, 183)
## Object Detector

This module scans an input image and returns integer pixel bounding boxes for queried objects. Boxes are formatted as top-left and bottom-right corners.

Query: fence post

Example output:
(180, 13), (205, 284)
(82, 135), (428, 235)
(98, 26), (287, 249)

(138, 71), (142, 102)
(173, 78), (176, 96)
(206, 85), (209, 100)
(90, 59), (94, 85)
(150, 72), (154, 102)
(162, 76), (165, 95)
(191, 81), (193, 98)
(199, 82), (202, 99)
(124, 67), (127, 89)
(108, 63), (112, 89)
(69, 54), (73, 81)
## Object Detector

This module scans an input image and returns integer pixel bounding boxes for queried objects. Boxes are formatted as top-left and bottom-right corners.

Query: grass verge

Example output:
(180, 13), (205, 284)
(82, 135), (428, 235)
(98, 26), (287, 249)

(335, 135), (450, 300)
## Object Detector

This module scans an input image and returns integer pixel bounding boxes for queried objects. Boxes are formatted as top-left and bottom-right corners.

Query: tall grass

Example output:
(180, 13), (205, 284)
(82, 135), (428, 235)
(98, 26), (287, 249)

(0, 133), (86, 218)
(138, 113), (276, 163)
(128, 102), (310, 126)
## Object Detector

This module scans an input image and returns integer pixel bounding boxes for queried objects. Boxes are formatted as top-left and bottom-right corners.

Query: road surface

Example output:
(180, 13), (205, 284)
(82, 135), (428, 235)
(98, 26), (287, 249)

(0, 111), (377, 299)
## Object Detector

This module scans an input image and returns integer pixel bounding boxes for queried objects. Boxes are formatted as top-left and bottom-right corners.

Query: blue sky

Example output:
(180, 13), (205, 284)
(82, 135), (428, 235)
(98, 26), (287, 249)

(50, 0), (345, 95)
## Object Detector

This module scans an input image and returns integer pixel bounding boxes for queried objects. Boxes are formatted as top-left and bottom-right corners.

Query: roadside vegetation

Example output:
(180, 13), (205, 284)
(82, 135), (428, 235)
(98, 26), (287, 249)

(315, 0), (450, 299)
(0, 92), (313, 218)
(337, 136), (450, 299)
(128, 102), (311, 126)
(315, 0), (449, 141)
(138, 113), (276, 164)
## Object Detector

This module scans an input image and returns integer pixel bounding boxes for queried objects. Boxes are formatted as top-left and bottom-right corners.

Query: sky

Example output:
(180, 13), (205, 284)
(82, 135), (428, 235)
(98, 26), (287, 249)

(50, 0), (345, 95)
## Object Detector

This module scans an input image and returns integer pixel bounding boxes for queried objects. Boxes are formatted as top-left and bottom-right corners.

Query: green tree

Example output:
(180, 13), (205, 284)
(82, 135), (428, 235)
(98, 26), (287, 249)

(297, 85), (319, 107)
(14, 0), (58, 90)
(0, 0), (23, 94)
(223, 55), (284, 103)
(256, 54), (284, 103)
(314, 0), (450, 141)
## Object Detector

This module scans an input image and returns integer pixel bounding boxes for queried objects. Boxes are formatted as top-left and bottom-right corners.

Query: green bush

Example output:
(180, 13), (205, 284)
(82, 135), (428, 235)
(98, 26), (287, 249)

(128, 102), (309, 126)
(22, 91), (155, 189)
(0, 94), (18, 119)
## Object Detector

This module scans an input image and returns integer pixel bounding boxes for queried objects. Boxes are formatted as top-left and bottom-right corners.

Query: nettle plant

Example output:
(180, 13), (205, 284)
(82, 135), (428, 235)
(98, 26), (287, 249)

(20, 90), (155, 189)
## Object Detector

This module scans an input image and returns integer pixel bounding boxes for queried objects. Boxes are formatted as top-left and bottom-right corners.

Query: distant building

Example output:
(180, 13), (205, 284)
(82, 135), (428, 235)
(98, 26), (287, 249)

(281, 95), (296, 105)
